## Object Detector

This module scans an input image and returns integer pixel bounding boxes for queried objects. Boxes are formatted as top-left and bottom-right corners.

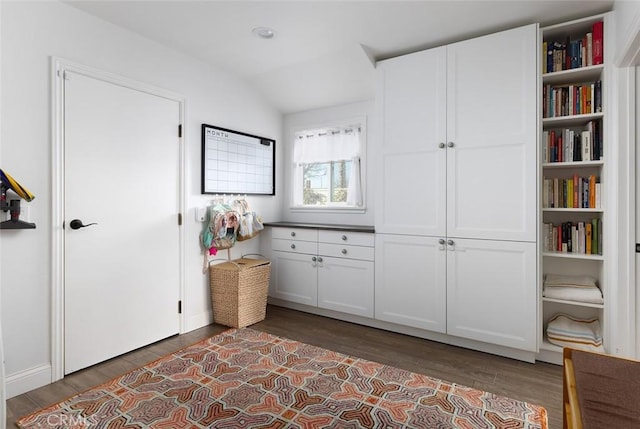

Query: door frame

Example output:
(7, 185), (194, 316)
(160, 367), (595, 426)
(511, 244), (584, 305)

(615, 20), (640, 358)
(50, 57), (186, 382)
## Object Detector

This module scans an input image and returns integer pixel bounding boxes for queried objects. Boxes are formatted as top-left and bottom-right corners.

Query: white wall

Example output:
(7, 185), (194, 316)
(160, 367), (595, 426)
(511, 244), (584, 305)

(0, 0), (283, 396)
(614, 0), (640, 64)
(0, 0), (6, 423)
(282, 101), (375, 226)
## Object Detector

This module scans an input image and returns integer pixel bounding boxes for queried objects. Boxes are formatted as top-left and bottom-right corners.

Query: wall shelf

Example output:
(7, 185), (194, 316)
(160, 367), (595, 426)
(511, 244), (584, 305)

(0, 220), (36, 229)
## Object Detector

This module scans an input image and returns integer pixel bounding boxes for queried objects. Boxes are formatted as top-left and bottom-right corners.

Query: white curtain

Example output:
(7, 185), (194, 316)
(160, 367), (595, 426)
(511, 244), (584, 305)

(293, 127), (363, 206)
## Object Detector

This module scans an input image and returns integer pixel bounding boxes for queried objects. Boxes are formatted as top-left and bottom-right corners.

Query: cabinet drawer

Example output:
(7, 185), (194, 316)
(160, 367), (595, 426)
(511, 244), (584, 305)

(272, 238), (317, 254)
(318, 243), (374, 261)
(318, 230), (374, 247)
(272, 227), (318, 242)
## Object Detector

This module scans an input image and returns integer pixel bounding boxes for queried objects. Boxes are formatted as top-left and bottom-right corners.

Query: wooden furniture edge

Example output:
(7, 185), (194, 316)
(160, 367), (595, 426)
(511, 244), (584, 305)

(563, 348), (583, 429)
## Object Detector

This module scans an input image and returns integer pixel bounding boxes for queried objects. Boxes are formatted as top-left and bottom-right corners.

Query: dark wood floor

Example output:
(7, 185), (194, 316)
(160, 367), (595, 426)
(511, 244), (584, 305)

(6, 305), (562, 428)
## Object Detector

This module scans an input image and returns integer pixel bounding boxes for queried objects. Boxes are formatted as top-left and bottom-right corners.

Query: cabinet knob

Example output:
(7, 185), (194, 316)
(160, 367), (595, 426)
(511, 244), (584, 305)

(341, 235), (347, 241)
(439, 142), (446, 149)
(311, 256), (317, 262)
(317, 257), (323, 263)
(447, 142), (455, 148)
(290, 231), (296, 237)
(290, 244), (296, 249)
(447, 239), (454, 246)
(341, 249), (347, 255)
(438, 238), (445, 245)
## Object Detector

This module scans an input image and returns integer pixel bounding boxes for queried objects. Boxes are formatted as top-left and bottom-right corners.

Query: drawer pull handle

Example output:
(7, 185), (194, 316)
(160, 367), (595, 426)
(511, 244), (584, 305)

(290, 231), (296, 237)
(341, 235), (347, 241)
(341, 249), (347, 255)
(290, 244), (296, 249)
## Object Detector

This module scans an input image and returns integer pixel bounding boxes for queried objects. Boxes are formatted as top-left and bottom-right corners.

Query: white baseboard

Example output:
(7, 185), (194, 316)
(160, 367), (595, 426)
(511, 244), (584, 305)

(5, 364), (51, 399)
(184, 309), (213, 334)
(268, 299), (537, 363)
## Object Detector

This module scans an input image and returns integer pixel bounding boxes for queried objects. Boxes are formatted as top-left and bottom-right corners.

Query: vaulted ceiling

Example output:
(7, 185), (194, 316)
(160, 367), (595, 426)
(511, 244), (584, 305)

(65, 1), (614, 113)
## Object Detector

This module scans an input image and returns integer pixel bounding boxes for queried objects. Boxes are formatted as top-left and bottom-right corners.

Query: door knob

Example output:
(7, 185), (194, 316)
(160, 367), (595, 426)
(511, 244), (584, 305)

(447, 142), (455, 148)
(69, 219), (98, 230)
(447, 239), (455, 246)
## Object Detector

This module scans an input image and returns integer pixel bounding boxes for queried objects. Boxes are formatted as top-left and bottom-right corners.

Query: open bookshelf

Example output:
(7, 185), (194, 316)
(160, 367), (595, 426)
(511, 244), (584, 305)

(539, 13), (610, 365)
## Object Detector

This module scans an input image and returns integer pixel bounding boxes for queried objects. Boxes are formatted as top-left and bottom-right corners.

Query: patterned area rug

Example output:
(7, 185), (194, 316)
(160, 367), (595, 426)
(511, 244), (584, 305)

(18, 328), (547, 428)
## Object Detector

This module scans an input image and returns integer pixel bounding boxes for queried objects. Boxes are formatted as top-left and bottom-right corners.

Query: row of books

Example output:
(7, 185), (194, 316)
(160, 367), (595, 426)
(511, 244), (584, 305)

(543, 81), (602, 118)
(543, 20), (603, 74)
(542, 175), (601, 209)
(543, 219), (602, 255)
(542, 121), (603, 163)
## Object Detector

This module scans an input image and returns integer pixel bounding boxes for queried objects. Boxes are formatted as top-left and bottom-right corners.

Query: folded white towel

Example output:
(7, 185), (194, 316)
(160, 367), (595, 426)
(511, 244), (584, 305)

(544, 273), (598, 288)
(546, 313), (604, 353)
(543, 285), (603, 304)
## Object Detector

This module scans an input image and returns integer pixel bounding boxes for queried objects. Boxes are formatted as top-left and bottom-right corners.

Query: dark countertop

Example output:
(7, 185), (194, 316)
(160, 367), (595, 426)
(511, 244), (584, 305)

(264, 221), (374, 233)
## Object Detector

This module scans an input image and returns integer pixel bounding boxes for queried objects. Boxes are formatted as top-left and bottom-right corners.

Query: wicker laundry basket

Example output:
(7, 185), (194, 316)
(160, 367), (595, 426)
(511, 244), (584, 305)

(209, 257), (271, 328)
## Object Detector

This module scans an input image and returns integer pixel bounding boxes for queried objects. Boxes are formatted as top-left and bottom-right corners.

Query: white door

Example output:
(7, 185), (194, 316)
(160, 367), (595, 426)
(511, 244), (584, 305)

(0, 309), (5, 429)
(446, 238), (537, 351)
(375, 46), (447, 236)
(446, 24), (537, 242)
(374, 234), (447, 332)
(64, 71), (181, 374)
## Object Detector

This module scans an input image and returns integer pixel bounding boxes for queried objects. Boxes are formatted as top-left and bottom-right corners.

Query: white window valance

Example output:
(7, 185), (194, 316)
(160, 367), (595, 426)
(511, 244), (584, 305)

(293, 127), (361, 164)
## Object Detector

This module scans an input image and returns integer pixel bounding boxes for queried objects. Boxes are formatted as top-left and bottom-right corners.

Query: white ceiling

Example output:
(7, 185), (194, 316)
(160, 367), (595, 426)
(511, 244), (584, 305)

(65, 0), (614, 114)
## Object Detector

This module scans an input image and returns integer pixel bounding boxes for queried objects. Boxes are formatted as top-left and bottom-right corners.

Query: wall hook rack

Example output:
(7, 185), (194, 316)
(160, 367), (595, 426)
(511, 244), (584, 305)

(0, 169), (36, 229)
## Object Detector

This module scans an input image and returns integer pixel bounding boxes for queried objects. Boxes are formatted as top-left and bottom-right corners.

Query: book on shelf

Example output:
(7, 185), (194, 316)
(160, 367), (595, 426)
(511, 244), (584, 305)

(542, 121), (602, 163)
(543, 20), (602, 74)
(592, 20), (603, 65)
(543, 81), (601, 118)
(542, 175), (600, 209)
(594, 80), (602, 113)
(544, 219), (602, 255)
(581, 130), (591, 161)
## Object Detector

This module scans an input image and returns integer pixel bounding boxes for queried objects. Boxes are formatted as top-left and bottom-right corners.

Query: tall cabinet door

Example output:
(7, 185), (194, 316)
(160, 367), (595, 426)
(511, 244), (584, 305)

(446, 24), (537, 242)
(375, 234), (446, 332)
(375, 47), (447, 236)
(446, 238), (537, 351)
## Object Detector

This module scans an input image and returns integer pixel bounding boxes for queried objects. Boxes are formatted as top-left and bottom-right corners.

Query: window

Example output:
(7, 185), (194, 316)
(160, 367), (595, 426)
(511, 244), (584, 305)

(292, 123), (364, 208)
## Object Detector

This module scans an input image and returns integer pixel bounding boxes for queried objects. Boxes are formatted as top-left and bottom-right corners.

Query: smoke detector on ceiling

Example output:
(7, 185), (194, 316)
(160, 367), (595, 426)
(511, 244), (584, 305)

(252, 27), (275, 39)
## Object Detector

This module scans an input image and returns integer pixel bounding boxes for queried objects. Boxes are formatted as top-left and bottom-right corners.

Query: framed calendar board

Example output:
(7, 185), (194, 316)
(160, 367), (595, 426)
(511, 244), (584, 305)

(201, 124), (275, 195)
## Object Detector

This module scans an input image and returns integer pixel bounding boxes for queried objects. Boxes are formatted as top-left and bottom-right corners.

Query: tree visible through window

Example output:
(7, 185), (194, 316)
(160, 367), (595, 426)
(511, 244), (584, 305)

(293, 123), (363, 208)
(302, 160), (352, 205)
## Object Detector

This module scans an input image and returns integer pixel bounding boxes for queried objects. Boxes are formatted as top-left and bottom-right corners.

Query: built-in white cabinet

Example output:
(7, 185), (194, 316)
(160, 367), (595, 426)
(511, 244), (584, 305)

(376, 24), (537, 242)
(375, 46), (447, 237)
(270, 226), (374, 318)
(374, 234), (446, 333)
(446, 238), (537, 351)
(374, 24), (538, 353)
